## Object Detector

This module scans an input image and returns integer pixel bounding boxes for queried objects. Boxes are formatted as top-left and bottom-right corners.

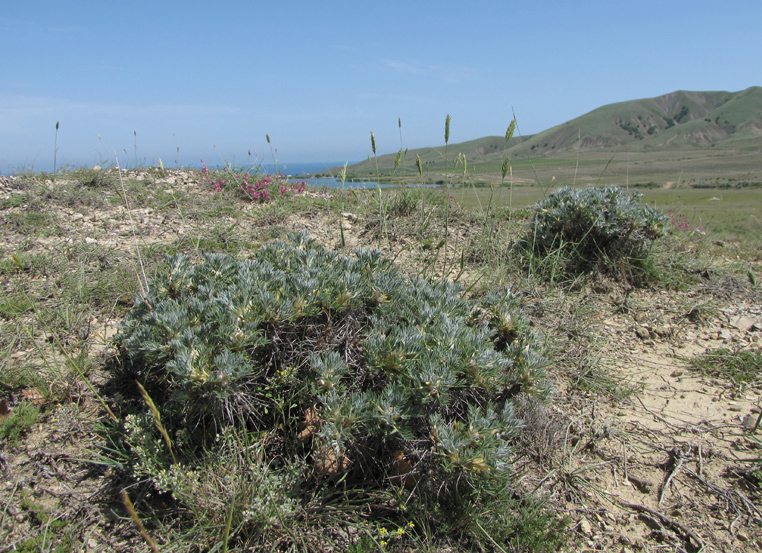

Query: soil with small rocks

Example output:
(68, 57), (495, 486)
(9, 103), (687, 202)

(1, 170), (761, 552)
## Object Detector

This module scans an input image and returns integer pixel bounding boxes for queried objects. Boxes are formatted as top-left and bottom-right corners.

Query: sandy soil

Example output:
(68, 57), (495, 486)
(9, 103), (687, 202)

(1, 170), (760, 552)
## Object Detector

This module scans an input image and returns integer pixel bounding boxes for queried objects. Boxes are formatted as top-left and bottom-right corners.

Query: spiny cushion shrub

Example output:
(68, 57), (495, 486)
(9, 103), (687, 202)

(525, 186), (668, 278)
(111, 232), (551, 547)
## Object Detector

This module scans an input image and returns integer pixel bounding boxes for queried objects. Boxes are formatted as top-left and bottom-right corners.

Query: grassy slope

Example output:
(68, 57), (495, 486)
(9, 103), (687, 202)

(341, 87), (762, 178)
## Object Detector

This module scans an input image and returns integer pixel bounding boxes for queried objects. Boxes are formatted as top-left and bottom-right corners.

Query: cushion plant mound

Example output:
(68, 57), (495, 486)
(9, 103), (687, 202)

(526, 185), (668, 277)
(111, 231), (551, 543)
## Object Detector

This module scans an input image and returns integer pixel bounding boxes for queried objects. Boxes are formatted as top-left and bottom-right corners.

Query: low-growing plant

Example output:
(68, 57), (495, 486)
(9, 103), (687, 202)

(199, 161), (306, 202)
(523, 186), (668, 282)
(690, 347), (762, 386)
(0, 400), (41, 447)
(108, 231), (554, 550)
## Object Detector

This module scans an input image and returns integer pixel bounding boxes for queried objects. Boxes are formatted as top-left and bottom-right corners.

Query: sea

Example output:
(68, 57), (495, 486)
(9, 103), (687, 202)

(244, 161), (410, 189)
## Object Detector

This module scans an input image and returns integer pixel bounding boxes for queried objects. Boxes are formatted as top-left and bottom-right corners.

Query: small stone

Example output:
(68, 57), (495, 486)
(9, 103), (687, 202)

(670, 370), (683, 378)
(636, 327), (651, 340)
(719, 329), (733, 341)
(579, 518), (593, 535)
(84, 237), (98, 244)
(731, 316), (758, 331)
(743, 414), (758, 429)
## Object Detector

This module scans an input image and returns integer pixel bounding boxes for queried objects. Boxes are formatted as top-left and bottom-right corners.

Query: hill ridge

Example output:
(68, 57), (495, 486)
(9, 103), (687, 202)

(338, 87), (761, 175)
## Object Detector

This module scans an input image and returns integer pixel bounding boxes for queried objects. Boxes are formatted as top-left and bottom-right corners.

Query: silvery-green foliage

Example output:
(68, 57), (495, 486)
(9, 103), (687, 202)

(527, 186), (668, 273)
(113, 231), (551, 527)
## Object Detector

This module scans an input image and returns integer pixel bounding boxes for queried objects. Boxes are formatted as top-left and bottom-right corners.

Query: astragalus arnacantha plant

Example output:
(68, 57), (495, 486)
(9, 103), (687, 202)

(111, 231), (551, 545)
(526, 186), (668, 278)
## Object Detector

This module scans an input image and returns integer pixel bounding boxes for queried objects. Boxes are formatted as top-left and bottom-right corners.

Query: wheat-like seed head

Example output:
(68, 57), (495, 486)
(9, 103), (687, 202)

(445, 114), (451, 144)
(416, 154), (423, 176)
(266, 134), (271, 144)
(501, 157), (510, 180)
(505, 119), (516, 141)
(394, 149), (403, 170)
(370, 131), (377, 155)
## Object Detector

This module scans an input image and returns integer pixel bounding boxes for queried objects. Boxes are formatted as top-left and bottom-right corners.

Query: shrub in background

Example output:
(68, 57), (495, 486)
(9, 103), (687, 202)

(525, 186), (668, 279)
(110, 232), (552, 549)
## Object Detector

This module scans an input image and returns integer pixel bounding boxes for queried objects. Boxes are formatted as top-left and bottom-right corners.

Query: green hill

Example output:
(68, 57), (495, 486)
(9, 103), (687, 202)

(336, 87), (762, 178)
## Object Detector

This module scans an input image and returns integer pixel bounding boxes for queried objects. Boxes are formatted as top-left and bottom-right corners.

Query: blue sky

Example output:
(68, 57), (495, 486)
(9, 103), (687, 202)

(1, 0), (760, 173)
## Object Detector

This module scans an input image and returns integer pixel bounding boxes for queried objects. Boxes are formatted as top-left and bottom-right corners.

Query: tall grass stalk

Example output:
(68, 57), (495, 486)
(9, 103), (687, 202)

(369, 131), (388, 249)
(573, 127), (581, 186)
(53, 121), (60, 174)
(221, 485), (236, 553)
(513, 109), (549, 198)
(503, 116), (517, 215)
(122, 489), (160, 553)
(595, 155), (616, 186)
(137, 381), (176, 464)
(266, 133), (278, 174)
(114, 154), (149, 299)
(444, 114), (451, 187)
(339, 162), (348, 251)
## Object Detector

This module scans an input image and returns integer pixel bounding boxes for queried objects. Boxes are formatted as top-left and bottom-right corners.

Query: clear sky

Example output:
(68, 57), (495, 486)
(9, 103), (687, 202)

(1, 0), (760, 173)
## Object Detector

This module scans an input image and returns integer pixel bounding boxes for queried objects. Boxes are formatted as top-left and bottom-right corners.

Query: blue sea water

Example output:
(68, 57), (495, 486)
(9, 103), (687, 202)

(258, 161), (350, 176)
(255, 161), (408, 189)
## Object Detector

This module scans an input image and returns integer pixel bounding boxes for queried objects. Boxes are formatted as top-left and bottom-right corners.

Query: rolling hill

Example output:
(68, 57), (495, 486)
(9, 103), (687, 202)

(338, 87), (762, 176)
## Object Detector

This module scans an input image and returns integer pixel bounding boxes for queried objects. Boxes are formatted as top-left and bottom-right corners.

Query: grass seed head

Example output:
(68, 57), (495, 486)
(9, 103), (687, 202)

(506, 119), (516, 141)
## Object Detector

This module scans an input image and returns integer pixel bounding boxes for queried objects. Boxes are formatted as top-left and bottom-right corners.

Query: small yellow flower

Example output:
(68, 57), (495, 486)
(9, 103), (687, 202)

(408, 521), (415, 528)
(397, 528), (405, 536)
(380, 541), (387, 547)
(379, 527), (388, 536)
